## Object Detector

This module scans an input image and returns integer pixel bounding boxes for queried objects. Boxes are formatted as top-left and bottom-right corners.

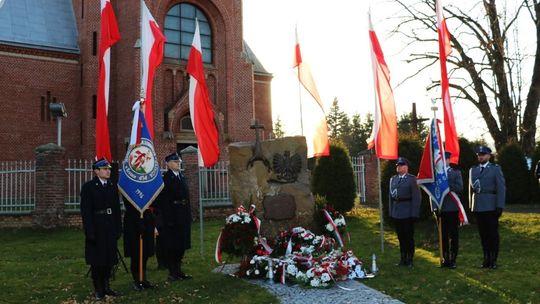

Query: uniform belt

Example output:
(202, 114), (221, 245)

(393, 197), (412, 202)
(479, 191), (496, 194)
(94, 208), (112, 215)
(172, 199), (188, 205)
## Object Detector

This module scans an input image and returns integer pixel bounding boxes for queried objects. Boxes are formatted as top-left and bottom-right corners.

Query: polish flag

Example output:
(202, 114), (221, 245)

(293, 28), (330, 158)
(437, 0), (460, 164)
(366, 12), (398, 160)
(95, 0), (120, 161)
(140, 0), (165, 139)
(186, 19), (220, 167)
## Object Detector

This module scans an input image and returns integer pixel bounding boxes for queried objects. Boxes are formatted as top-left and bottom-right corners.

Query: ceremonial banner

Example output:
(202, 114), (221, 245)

(118, 103), (163, 213)
(417, 119), (449, 210)
(366, 11), (398, 160)
(95, 0), (120, 161)
(186, 19), (220, 167)
(437, 0), (460, 164)
(293, 27), (330, 158)
(140, 0), (165, 139)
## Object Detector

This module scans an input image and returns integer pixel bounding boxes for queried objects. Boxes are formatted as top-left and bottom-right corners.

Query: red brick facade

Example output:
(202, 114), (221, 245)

(0, 0), (272, 161)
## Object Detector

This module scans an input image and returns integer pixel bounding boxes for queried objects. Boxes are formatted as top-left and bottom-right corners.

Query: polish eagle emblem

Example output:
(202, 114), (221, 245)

(271, 151), (302, 183)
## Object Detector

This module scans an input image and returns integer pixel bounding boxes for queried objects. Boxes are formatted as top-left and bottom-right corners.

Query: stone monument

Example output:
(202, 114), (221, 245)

(229, 121), (315, 237)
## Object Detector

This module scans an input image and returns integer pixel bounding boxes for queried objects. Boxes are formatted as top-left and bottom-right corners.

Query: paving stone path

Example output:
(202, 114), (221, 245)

(213, 264), (403, 304)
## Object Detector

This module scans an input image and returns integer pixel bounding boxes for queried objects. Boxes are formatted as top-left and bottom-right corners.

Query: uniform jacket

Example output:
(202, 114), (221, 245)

(469, 162), (506, 212)
(122, 200), (155, 258)
(154, 169), (192, 251)
(80, 176), (122, 266)
(388, 173), (421, 219)
(441, 166), (463, 212)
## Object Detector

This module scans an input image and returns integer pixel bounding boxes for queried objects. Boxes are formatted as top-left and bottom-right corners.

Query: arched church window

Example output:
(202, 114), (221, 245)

(180, 115), (194, 131)
(164, 3), (212, 63)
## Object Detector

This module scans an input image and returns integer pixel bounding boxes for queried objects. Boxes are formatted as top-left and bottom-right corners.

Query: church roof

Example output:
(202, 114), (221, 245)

(0, 0), (79, 53)
(243, 41), (272, 76)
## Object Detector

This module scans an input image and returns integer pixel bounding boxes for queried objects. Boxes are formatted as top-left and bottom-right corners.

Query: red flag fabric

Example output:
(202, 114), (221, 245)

(140, 0), (165, 139)
(437, 0), (460, 164)
(95, 0), (120, 161)
(367, 13), (398, 160)
(293, 28), (330, 158)
(186, 20), (220, 167)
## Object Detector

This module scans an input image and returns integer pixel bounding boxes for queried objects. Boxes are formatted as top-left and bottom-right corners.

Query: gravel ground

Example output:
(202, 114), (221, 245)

(213, 264), (403, 304)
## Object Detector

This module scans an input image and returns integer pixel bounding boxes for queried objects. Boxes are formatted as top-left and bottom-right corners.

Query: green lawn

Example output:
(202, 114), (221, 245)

(0, 208), (538, 303)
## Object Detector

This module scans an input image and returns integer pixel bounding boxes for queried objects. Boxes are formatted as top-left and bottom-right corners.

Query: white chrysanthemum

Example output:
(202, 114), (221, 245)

(326, 223), (334, 231)
(243, 216), (251, 224)
(286, 264), (298, 276)
(306, 268), (315, 278)
(335, 216), (346, 227)
(320, 273), (331, 282)
(310, 278), (321, 287)
(250, 259), (255, 264)
(246, 270), (251, 276)
(254, 269), (260, 275)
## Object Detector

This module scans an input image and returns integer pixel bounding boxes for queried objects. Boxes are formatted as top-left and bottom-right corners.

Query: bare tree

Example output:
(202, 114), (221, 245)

(391, 0), (540, 155)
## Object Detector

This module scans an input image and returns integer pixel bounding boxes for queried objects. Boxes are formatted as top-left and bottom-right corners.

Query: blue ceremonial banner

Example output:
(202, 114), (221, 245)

(417, 119), (449, 210)
(118, 110), (163, 214)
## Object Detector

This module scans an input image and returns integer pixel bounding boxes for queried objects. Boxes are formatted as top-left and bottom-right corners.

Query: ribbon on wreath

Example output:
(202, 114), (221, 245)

(215, 231), (223, 263)
(322, 209), (344, 247)
(248, 204), (261, 234)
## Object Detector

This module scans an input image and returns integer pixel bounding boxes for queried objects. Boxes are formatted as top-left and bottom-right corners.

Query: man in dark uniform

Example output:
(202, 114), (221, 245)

(535, 160), (540, 184)
(123, 199), (156, 290)
(389, 157), (421, 267)
(440, 152), (463, 269)
(469, 146), (505, 269)
(80, 158), (122, 300)
(154, 153), (193, 281)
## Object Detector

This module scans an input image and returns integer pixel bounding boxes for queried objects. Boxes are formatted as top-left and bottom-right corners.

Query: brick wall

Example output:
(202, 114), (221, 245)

(0, 0), (272, 162)
(363, 154), (382, 207)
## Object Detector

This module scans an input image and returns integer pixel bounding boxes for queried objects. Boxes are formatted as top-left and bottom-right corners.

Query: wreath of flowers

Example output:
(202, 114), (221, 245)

(215, 206), (258, 261)
(217, 207), (372, 289)
(321, 204), (348, 247)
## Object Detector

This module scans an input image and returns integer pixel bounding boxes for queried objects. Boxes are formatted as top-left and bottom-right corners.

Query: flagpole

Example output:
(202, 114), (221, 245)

(431, 98), (443, 265)
(298, 80), (304, 136)
(139, 213), (144, 283)
(377, 158), (385, 253)
(295, 24), (304, 136)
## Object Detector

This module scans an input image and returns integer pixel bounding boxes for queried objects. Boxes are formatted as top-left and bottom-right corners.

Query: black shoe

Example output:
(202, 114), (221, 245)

(167, 274), (181, 282)
(132, 281), (144, 291)
(447, 262), (456, 269)
(141, 280), (155, 289)
(178, 272), (193, 280)
(103, 281), (118, 296)
(489, 262), (497, 269)
(95, 291), (105, 301)
(104, 288), (118, 296)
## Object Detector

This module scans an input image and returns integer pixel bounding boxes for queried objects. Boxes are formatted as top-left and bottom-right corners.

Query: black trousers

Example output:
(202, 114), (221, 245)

(394, 218), (415, 255)
(166, 248), (185, 276)
(90, 265), (112, 281)
(129, 254), (149, 282)
(441, 211), (459, 257)
(475, 211), (499, 255)
(155, 236), (166, 267)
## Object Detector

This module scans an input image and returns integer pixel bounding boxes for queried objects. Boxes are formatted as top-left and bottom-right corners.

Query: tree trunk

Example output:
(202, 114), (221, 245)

(521, 2), (540, 156)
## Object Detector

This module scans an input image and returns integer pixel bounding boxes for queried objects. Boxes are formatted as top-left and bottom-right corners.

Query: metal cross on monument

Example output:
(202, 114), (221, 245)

(247, 120), (271, 171)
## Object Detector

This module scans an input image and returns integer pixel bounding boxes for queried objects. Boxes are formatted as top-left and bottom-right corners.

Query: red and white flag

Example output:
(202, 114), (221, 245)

(437, 0), (460, 164)
(366, 12), (398, 160)
(186, 19), (220, 167)
(140, 0), (165, 139)
(95, 0), (120, 161)
(293, 28), (329, 158)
